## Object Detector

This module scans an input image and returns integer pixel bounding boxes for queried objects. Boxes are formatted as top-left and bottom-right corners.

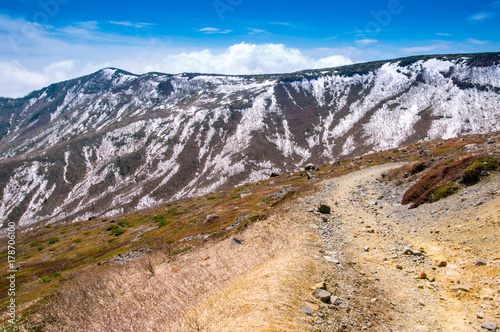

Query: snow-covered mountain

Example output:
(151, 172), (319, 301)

(1, 53), (500, 227)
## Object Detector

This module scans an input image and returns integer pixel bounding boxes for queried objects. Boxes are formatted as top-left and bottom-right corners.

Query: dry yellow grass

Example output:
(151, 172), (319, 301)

(25, 207), (321, 331)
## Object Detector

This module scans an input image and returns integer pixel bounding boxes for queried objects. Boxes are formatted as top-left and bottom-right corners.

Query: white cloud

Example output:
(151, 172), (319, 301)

(107, 21), (155, 28)
(467, 38), (490, 45)
(356, 39), (378, 45)
(0, 60), (87, 98)
(199, 27), (232, 34)
(247, 28), (269, 35)
(0, 42), (353, 98)
(468, 12), (493, 22)
(436, 33), (453, 36)
(143, 43), (353, 76)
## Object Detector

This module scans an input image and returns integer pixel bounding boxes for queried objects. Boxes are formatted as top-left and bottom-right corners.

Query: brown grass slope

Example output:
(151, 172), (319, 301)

(0, 131), (499, 331)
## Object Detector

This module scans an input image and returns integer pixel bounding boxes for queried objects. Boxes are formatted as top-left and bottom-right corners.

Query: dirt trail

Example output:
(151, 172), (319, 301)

(293, 163), (500, 331)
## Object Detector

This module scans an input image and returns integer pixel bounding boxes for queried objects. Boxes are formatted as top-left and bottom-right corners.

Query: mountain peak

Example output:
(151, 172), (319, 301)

(0, 52), (499, 227)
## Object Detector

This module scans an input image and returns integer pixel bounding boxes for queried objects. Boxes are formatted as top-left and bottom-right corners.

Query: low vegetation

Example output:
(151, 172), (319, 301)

(0, 131), (499, 330)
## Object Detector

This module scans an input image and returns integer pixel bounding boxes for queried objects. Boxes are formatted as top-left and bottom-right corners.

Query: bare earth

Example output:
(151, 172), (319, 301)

(294, 164), (500, 331)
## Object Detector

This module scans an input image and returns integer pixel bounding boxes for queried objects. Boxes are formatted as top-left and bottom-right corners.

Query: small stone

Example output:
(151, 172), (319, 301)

(313, 289), (332, 302)
(204, 215), (219, 223)
(481, 322), (499, 331)
(312, 282), (326, 290)
(371, 298), (378, 303)
(317, 312), (324, 317)
(305, 163), (317, 171)
(437, 260), (448, 267)
(230, 238), (243, 248)
(477, 312), (486, 319)
(416, 271), (427, 279)
(493, 254), (500, 261)
(450, 285), (471, 292)
(396, 264), (403, 270)
(323, 256), (340, 264)
(426, 275), (436, 282)
(301, 306), (312, 316)
(307, 303), (320, 311)
(318, 204), (331, 214)
(364, 246), (370, 252)
(321, 215), (329, 222)
(476, 258), (487, 266)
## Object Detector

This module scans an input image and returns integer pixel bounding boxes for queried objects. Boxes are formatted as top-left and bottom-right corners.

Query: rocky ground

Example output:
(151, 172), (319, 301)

(292, 163), (500, 331)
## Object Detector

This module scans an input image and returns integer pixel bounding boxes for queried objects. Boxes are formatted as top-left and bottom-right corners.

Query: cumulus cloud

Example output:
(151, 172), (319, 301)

(144, 43), (353, 75)
(0, 43), (353, 98)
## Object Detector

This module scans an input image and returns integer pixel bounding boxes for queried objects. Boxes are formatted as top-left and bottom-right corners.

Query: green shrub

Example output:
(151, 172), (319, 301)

(117, 221), (130, 227)
(106, 225), (119, 231)
(41, 272), (61, 283)
(433, 182), (458, 202)
(48, 237), (59, 244)
(110, 229), (125, 236)
(30, 240), (43, 247)
(154, 215), (170, 227)
(462, 157), (498, 185)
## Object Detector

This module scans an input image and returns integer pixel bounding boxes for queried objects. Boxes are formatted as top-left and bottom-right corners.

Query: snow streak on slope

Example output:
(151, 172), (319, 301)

(0, 54), (499, 227)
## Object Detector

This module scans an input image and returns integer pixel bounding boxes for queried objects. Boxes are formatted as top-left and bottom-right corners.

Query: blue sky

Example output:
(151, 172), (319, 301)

(0, 0), (499, 97)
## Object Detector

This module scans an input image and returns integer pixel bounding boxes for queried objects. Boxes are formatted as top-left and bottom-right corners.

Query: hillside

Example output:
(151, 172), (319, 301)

(1, 53), (500, 228)
(1, 131), (499, 331)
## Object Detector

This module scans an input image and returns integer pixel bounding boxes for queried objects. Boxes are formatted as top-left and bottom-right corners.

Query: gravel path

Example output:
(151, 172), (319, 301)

(291, 163), (500, 331)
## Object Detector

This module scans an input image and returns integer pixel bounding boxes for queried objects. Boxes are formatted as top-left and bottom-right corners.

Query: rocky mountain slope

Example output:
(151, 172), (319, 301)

(1, 53), (500, 228)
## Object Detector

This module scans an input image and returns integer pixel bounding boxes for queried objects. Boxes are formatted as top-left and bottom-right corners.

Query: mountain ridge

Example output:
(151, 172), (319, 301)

(1, 52), (500, 228)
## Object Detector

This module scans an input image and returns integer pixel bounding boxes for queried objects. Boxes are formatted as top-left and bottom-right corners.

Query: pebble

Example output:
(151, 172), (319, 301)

(450, 285), (471, 292)
(313, 289), (332, 302)
(477, 312), (486, 319)
(437, 260), (448, 267)
(481, 322), (499, 331)
(323, 256), (340, 264)
(416, 271), (427, 279)
(476, 258), (487, 266)
(312, 282), (326, 290)
(301, 306), (312, 316)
